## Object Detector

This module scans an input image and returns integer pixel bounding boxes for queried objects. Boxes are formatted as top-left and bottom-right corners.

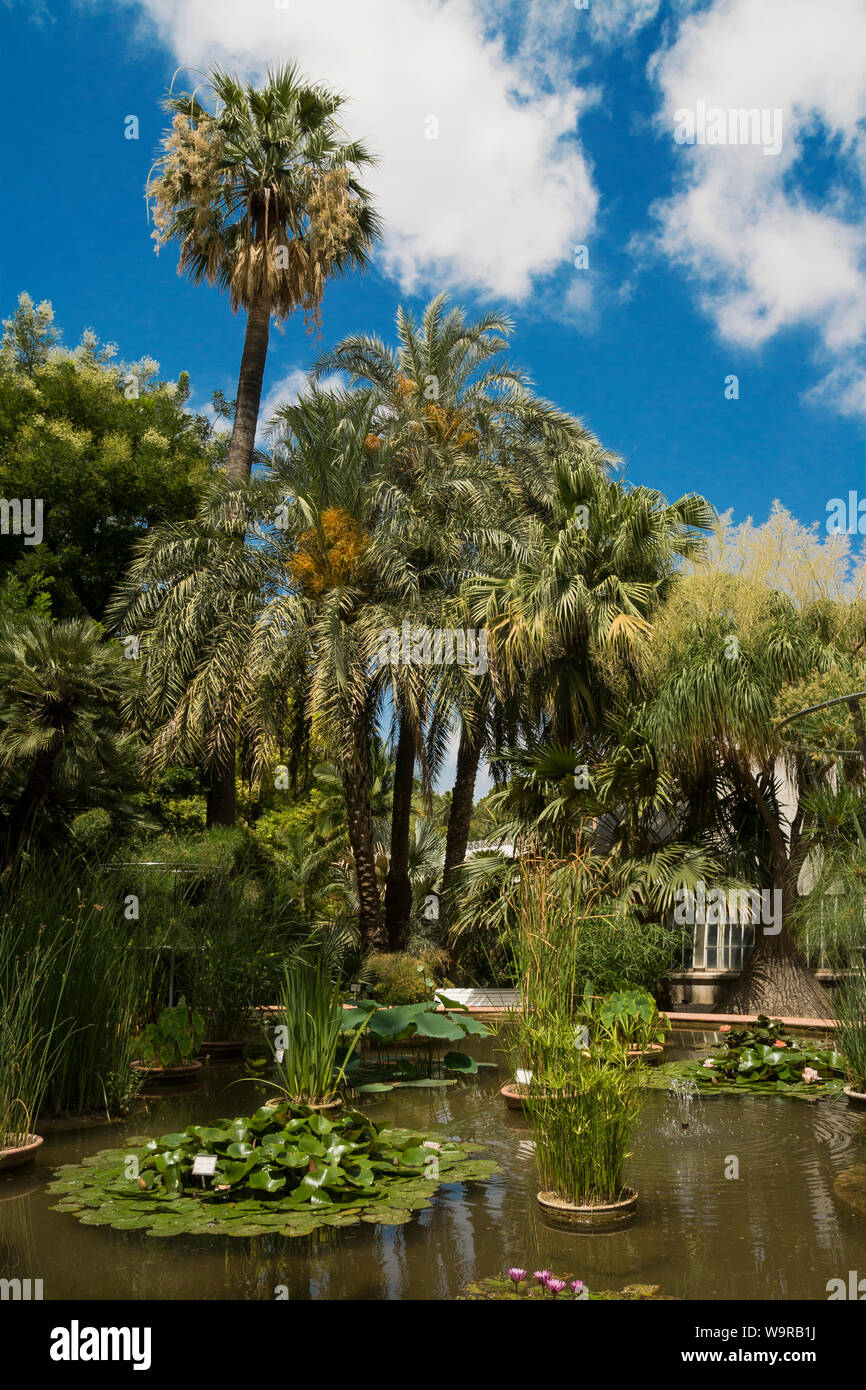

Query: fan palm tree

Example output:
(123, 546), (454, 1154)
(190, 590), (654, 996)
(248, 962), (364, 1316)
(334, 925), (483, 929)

(313, 293), (588, 940)
(148, 63), (380, 486)
(0, 615), (143, 868)
(147, 64), (379, 823)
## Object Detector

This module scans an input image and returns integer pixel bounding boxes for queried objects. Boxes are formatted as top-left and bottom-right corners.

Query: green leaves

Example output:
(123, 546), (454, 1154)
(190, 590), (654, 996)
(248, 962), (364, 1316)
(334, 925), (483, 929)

(47, 1100), (498, 1240)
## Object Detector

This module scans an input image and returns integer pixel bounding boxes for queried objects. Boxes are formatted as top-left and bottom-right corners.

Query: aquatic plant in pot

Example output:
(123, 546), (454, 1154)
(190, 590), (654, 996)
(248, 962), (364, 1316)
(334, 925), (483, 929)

(593, 988), (669, 1064)
(261, 946), (372, 1109)
(133, 998), (205, 1081)
(834, 967), (866, 1106)
(528, 1027), (648, 1229)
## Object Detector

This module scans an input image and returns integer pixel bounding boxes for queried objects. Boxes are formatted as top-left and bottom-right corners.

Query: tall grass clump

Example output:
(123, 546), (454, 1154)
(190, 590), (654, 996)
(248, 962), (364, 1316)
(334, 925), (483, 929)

(265, 936), (367, 1105)
(0, 929), (71, 1142)
(507, 861), (647, 1208)
(0, 855), (154, 1116)
(835, 965), (866, 1092)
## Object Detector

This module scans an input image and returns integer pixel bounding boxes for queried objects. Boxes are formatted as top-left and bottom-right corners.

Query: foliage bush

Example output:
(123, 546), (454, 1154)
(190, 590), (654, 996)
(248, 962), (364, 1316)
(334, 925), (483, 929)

(362, 949), (449, 1004)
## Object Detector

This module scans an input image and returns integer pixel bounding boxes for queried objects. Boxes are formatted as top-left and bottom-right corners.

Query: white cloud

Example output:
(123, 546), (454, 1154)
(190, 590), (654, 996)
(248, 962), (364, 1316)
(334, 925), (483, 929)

(113, 0), (598, 305)
(646, 0), (866, 417)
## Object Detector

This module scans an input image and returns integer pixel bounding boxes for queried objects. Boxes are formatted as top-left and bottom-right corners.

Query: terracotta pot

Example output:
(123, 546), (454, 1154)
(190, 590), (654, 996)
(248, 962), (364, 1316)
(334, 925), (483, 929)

(626, 1044), (665, 1066)
(264, 1095), (343, 1112)
(200, 1040), (246, 1059)
(537, 1185), (638, 1231)
(132, 1060), (203, 1083)
(500, 1082), (531, 1112)
(0, 1133), (44, 1170)
(844, 1085), (866, 1107)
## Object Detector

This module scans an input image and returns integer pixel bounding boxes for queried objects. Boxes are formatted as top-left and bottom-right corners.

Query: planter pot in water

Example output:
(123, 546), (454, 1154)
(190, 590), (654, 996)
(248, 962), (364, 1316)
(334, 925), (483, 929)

(626, 1044), (665, 1066)
(537, 1186), (638, 1231)
(844, 1085), (866, 1107)
(132, 1061), (203, 1083)
(264, 1095), (343, 1113)
(200, 1040), (246, 1059)
(0, 1133), (44, 1170)
(500, 1082), (531, 1112)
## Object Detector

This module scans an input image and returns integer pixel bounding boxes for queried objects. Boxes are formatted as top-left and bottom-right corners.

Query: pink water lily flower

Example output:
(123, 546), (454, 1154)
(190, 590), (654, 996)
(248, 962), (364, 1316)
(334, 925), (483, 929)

(547, 1278), (567, 1296)
(533, 1270), (551, 1284)
(571, 1279), (585, 1295)
(508, 1268), (527, 1285)
(702, 1058), (714, 1068)
(802, 1066), (820, 1083)
(719, 1024), (731, 1033)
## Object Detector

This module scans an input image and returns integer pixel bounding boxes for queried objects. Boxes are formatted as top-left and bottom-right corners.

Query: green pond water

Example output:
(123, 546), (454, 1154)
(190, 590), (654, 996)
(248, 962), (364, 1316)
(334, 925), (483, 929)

(3, 1030), (866, 1301)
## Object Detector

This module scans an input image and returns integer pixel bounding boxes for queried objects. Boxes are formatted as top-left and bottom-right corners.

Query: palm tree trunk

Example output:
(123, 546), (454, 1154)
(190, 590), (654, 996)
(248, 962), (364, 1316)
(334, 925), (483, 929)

(443, 702), (485, 894)
(211, 290), (271, 823)
(225, 289), (271, 484)
(3, 742), (62, 871)
(384, 712), (415, 950)
(341, 705), (386, 950)
(721, 760), (829, 1018)
(205, 746), (237, 829)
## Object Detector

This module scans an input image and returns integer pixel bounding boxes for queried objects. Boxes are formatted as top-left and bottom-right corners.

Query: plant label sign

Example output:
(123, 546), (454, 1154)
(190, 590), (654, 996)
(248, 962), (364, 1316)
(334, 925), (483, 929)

(515, 1068), (532, 1087)
(192, 1155), (217, 1177)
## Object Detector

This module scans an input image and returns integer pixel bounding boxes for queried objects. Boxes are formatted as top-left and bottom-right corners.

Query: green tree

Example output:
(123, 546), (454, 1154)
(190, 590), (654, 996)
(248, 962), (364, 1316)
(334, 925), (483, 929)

(315, 293), (583, 942)
(0, 615), (146, 868)
(0, 297), (219, 621)
(147, 63), (380, 487)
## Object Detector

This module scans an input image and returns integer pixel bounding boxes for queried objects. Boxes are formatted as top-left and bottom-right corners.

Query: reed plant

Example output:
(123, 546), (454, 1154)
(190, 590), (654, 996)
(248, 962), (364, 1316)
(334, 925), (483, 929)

(265, 938), (368, 1105)
(0, 928), (71, 1142)
(507, 860), (648, 1208)
(0, 855), (154, 1116)
(835, 964), (866, 1092)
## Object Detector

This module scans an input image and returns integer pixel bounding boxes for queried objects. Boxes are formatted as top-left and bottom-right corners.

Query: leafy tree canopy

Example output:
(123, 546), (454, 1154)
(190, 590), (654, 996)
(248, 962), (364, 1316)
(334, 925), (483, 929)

(0, 292), (225, 621)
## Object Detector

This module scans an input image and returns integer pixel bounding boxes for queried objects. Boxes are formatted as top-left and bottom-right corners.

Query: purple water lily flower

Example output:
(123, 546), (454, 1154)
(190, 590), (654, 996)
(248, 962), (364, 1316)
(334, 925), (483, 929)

(508, 1268), (527, 1285)
(547, 1278), (567, 1296)
(533, 1269), (552, 1284)
(571, 1279), (586, 1296)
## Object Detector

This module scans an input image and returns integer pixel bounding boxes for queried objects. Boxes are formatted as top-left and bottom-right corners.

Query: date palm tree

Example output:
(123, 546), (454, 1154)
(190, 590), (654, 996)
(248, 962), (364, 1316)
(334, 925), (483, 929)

(313, 293), (586, 941)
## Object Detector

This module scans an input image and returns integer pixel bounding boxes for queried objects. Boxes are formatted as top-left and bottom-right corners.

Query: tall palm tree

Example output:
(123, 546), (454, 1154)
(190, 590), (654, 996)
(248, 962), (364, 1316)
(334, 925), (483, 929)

(149, 63), (380, 486)
(147, 64), (379, 823)
(314, 294), (586, 941)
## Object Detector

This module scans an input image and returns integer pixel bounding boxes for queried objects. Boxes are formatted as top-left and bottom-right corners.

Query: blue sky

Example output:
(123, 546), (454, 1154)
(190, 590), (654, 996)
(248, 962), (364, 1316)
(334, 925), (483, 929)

(5, 0), (866, 533)
(4, 0), (866, 791)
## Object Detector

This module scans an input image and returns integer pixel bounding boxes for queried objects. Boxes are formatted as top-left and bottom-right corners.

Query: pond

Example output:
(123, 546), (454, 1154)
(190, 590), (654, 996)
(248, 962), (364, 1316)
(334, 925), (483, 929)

(3, 1029), (866, 1301)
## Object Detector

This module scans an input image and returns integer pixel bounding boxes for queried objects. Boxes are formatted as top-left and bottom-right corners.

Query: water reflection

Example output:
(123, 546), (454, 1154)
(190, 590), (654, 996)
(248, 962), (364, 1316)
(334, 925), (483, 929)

(1, 1034), (865, 1300)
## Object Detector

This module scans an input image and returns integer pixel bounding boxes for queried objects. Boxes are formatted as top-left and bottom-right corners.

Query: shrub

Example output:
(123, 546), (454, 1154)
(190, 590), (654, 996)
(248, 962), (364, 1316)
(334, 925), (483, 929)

(362, 950), (449, 1005)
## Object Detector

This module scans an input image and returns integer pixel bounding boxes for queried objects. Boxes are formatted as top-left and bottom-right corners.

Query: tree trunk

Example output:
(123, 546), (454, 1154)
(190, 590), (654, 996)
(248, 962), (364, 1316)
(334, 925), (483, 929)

(225, 290), (271, 485)
(384, 713), (416, 950)
(442, 704), (485, 894)
(210, 291), (270, 824)
(3, 741), (63, 870)
(205, 746), (237, 829)
(341, 706), (386, 950)
(720, 760), (829, 1018)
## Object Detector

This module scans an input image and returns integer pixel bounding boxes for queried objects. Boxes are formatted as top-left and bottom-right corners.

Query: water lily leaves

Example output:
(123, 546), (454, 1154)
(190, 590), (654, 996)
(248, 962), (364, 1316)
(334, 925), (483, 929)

(443, 1051), (478, 1074)
(411, 1014), (465, 1041)
(48, 1100), (498, 1240)
(248, 1169), (286, 1194)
